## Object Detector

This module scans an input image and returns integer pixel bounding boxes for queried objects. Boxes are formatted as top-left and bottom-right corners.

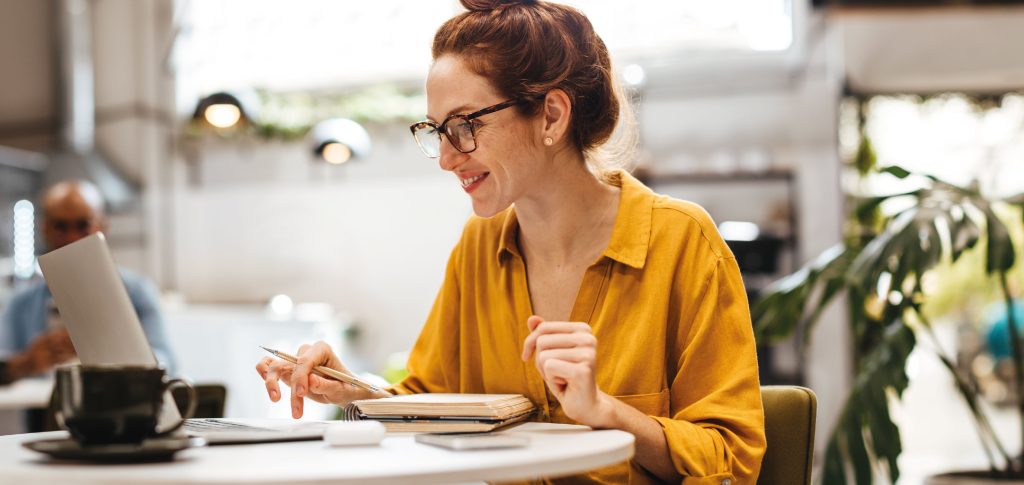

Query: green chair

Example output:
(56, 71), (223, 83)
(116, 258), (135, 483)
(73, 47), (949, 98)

(172, 383), (227, 419)
(757, 386), (817, 485)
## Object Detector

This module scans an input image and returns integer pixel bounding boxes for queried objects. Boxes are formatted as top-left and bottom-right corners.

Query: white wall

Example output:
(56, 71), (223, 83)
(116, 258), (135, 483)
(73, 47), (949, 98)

(90, 0), (177, 284)
(169, 125), (471, 371)
(0, 0), (174, 280)
(0, 0), (56, 152)
(838, 6), (1024, 94)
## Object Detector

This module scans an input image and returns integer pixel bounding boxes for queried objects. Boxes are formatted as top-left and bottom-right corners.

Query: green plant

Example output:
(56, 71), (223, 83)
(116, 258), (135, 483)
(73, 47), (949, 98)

(186, 84), (426, 141)
(753, 165), (1024, 483)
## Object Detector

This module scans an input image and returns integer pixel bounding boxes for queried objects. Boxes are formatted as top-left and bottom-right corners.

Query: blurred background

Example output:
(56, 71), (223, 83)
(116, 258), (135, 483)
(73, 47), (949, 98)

(0, 0), (1023, 482)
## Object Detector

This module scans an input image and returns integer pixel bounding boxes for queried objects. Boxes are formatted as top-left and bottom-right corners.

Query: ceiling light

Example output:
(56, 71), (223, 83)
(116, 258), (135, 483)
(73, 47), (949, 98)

(718, 221), (760, 241)
(310, 118), (371, 164)
(321, 142), (353, 165)
(204, 104), (241, 128)
(192, 91), (258, 130)
(622, 64), (646, 88)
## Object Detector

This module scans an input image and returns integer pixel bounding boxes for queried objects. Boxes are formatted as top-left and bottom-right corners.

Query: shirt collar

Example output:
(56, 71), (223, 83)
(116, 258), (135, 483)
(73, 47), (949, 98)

(497, 207), (520, 261)
(600, 169), (653, 269)
(496, 169), (653, 269)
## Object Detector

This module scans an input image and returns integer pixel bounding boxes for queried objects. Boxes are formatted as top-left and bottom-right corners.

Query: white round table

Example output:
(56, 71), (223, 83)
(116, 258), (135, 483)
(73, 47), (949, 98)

(0, 378), (53, 410)
(0, 378), (55, 435)
(1, 422), (634, 484)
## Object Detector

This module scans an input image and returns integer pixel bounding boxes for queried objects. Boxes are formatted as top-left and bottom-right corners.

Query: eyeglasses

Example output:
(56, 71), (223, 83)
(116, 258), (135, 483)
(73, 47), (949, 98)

(49, 218), (93, 234)
(410, 99), (526, 158)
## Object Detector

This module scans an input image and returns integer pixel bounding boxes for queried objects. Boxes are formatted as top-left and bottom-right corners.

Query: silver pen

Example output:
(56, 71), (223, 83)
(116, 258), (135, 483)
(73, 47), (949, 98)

(261, 346), (382, 393)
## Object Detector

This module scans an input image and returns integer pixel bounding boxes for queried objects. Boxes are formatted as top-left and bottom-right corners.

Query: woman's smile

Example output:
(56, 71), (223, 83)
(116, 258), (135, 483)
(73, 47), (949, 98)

(459, 172), (490, 193)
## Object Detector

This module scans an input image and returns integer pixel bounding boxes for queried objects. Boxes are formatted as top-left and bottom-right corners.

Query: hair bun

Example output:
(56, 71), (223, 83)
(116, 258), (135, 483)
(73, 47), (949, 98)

(460, 0), (537, 12)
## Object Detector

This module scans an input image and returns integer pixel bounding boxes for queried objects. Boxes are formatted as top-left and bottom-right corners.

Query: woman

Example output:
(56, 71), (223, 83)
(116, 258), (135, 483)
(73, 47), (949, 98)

(256, 1), (766, 483)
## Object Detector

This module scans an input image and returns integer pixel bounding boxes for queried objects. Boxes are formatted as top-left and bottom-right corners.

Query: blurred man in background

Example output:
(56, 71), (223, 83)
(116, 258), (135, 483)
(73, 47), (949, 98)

(0, 180), (176, 385)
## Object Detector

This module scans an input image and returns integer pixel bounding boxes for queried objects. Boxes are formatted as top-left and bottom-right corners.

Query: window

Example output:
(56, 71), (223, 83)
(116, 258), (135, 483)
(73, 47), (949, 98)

(841, 94), (1024, 199)
(173, 0), (795, 104)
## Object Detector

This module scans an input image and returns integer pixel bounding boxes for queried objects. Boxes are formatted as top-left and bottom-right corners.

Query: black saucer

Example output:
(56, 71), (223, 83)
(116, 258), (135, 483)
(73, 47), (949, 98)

(22, 436), (205, 462)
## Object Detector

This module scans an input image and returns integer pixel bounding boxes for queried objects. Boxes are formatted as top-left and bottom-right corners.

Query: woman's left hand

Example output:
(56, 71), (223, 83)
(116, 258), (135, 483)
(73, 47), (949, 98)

(521, 315), (615, 428)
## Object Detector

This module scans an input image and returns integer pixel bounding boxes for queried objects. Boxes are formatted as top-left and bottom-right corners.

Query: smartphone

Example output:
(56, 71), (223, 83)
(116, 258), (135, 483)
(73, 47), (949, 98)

(415, 432), (530, 451)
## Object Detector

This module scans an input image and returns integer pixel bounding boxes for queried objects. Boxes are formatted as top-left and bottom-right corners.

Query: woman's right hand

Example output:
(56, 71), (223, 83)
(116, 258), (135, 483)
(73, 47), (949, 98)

(255, 341), (379, 419)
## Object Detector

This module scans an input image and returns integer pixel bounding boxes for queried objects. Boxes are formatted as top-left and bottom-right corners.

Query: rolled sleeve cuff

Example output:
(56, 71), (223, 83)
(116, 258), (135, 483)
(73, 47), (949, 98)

(651, 415), (736, 484)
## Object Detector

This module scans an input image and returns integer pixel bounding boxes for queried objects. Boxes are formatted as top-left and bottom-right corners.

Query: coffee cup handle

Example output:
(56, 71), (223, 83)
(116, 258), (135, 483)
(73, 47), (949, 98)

(51, 389), (68, 431)
(158, 378), (198, 434)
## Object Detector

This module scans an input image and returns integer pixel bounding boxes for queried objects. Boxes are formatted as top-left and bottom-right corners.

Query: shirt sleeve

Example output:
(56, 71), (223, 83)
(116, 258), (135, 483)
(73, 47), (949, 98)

(388, 242), (462, 395)
(651, 256), (766, 484)
(0, 295), (20, 360)
(0, 287), (38, 360)
(125, 276), (178, 376)
(1, 285), (44, 382)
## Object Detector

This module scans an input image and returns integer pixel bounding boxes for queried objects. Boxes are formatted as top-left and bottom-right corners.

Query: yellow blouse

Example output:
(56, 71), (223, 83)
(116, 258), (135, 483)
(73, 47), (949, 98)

(391, 170), (766, 484)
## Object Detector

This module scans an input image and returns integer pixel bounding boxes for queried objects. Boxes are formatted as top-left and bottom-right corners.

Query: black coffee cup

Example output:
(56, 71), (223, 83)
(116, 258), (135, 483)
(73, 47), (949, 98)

(54, 365), (197, 445)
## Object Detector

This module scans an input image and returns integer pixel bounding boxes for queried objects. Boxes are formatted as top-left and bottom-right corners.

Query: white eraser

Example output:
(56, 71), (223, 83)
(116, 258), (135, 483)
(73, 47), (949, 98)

(324, 421), (386, 447)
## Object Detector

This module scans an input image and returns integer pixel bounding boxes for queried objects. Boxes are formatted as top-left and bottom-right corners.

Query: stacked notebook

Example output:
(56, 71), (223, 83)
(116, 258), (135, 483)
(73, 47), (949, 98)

(342, 393), (536, 433)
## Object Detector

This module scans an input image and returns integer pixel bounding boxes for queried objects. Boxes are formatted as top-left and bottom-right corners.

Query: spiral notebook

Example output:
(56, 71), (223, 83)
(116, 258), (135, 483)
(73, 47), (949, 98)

(342, 393), (536, 433)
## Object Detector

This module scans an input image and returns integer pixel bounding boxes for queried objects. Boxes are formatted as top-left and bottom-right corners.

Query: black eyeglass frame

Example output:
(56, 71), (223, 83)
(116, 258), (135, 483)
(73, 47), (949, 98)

(410, 98), (528, 158)
(48, 217), (95, 234)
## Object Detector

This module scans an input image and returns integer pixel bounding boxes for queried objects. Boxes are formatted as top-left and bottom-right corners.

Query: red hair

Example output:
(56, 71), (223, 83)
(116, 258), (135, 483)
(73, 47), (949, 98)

(432, 0), (626, 158)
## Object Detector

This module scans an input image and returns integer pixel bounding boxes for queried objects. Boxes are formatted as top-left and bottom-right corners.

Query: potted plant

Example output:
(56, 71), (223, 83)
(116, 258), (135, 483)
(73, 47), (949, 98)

(752, 165), (1024, 483)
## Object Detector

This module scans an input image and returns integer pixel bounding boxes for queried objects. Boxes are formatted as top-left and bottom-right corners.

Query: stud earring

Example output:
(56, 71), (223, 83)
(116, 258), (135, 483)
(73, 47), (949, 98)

(543, 137), (553, 146)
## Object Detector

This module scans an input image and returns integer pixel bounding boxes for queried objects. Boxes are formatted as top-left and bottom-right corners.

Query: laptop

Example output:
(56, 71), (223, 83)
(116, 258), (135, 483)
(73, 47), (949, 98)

(37, 233), (326, 445)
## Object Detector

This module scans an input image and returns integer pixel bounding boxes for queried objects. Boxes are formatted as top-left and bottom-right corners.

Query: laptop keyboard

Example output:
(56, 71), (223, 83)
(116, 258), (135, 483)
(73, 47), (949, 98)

(184, 419), (277, 433)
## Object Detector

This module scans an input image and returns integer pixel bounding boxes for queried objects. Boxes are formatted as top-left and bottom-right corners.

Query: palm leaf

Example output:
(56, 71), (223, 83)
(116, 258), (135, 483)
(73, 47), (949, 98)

(878, 165), (911, 179)
(853, 190), (922, 227)
(981, 204), (1016, 274)
(848, 208), (917, 290)
(752, 245), (852, 344)
(853, 136), (878, 175)
(946, 210), (981, 263)
(820, 322), (915, 485)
